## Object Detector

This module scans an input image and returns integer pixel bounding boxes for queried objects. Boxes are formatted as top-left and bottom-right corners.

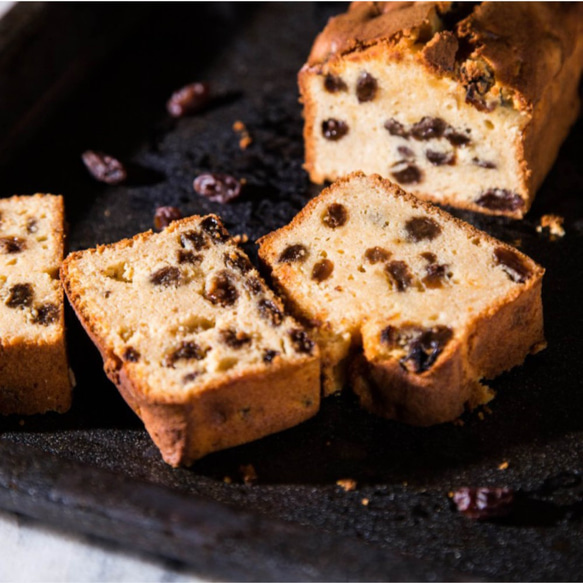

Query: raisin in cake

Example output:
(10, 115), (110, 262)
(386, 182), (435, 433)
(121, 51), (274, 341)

(299, 2), (583, 218)
(258, 173), (545, 425)
(61, 215), (320, 466)
(0, 194), (71, 415)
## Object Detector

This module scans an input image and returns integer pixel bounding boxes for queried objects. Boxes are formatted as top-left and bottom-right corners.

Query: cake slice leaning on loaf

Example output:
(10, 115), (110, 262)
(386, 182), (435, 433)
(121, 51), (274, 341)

(258, 173), (545, 425)
(0, 194), (72, 415)
(61, 215), (320, 466)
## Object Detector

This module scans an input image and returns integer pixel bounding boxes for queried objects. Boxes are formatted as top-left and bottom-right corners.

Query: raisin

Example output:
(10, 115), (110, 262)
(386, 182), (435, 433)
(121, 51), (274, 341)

(177, 250), (202, 265)
(411, 117), (446, 140)
(312, 259), (334, 282)
(0, 236), (25, 254)
(200, 216), (229, 242)
(278, 244), (308, 263)
(165, 341), (208, 367)
(405, 216), (442, 242)
(180, 230), (208, 251)
(473, 157), (496, 169)
(391, 163), (422, 185)
(452, 487), (514, 520)
(356, 72), (378, 102)
(154, 206), (182, 230)
(220, 328), (252, 349)
(386, 260), (413, 292)
(384, 118), (409, 138)
(205, 271), (239, 306)
(444, 127), (471, 147)
(150, 266), (184, 287)
(224, 250), (252, 274)
(244, 276), (264, 296)
(324, 74), (347, 93)
(5, 283), (33, 308)
(397, 145), (414, 159)
(32, 303), (59, 326)
(423, 263), (450, 288)
(289, 329), (315, 354)
(193, 173), (241, 204)
(420, 251), (437, 263)
(123, 347), (140, 362)
(365, 247), (392, 264)
(493, 247), (531, 283)
(263, 349), (279, 363)
(476, 189), (524, 212)
(81, 150), (127, 185)
(26, 219), (38, 234)
(258, 299), (283, 326)
(166, 82), (210, 117)
(426, 149), (455, 166)
(182, 372), (199, 384)
(322, 119), (348, 141)
(322, 203), (348, 228)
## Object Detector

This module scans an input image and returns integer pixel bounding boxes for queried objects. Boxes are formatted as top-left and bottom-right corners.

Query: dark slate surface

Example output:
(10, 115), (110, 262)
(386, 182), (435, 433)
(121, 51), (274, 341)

(0, 3), (582, 581)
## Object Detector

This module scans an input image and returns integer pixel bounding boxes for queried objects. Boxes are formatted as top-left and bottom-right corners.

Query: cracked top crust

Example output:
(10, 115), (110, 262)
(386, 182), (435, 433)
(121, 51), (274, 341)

(307, 2), (583, 110)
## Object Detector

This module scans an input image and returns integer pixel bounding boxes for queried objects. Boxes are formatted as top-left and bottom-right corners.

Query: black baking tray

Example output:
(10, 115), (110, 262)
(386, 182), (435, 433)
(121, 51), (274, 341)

(1, 3), (582, 581)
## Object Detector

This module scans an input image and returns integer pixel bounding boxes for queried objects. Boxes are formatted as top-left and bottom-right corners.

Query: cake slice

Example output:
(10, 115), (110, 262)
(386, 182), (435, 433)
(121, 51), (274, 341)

(258, 173), (545, 425)
(61, 215), (320, 466)
(299, 2), (583, 217)
(0, 194), (72, 415)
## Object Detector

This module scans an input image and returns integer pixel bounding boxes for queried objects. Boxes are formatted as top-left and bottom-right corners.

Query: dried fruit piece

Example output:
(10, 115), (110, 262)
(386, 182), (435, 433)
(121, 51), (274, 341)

(258, 298), (283, 326)
(356, 72), (378, 102)
(180, 230), (208, 251)
(165, 341), (208, 367)
(405, 216), (442, 242)
(322, 203), (348, 228)
(154, 206), (182, 231)
(397, 145), (414, 159)
(205, 271), (239, 306)
(493, 247), (531, 283)
(385, 260), (413, 292)
(0, 236), (25, 254)
(322, 119), (349, 141)
(150, 266), (184, 287)
(289, 329), (315, 354)
(263, 349), (279, 363)
(312, 259), (334, 282)
(243, 276), (264, 296)
(476, 189), (524, 212)
(224, 250), (252, 274)
(423, 263), (451, 288)
(6, 283), (33, 308)
(81, 150), (127, 185)
(391, 162), (422, 185)
(200, 216), (229, 242)
(444, 127), (471, 147)
(324, 74), (347, 93)
(384, 118), (409, 138)
(452, 487), (514, 520)
(32, 303), (59, 326)
(220, 328), (252, 349)
(123, 347), (140, 362)
(166, 82), (210, 117)
(411, 117), (446, 140)
(193, 173), (241, 204)
(473, 157), (496, 169)
(365, 247), (392, 264)
(177, 250), (203, 265)
(278, 244), (309, 263)
(426, 149), (455, 166)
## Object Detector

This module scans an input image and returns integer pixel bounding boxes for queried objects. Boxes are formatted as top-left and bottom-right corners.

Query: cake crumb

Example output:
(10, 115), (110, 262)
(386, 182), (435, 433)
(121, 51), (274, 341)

(498, 461), (509, 470)
(233, 120), (253, 150)
(231, 233), (249, 245)
(537, 214), (565, 240)
(361, 497), (370, 506)
(240, 463), (258, 485)
(336, 478), (357, 492)
(223, 476), (232, 484)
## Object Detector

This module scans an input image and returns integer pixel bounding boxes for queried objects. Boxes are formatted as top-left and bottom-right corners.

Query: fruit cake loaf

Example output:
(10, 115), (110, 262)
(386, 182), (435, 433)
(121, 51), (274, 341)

(61, 215), (320, 466)
(299, 2), (583, 218)
(0, 194), (72, 415)
(258, 173), (545, 425)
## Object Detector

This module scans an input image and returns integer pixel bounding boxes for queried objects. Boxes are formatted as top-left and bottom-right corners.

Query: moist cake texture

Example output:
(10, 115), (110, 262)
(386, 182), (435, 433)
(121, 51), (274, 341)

(61, 215), (320, 466)
(0, 194), (72, 415)
(300, 2), (583, 217)
(259, 173), (545, 425)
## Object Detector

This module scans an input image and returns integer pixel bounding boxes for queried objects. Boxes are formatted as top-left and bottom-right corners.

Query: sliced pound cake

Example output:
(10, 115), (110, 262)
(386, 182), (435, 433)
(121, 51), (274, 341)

(0, 194), (71, 415)
(299, 2), (583, 217)
(61, 215), (320, 466)
(258, 173), (545, 425)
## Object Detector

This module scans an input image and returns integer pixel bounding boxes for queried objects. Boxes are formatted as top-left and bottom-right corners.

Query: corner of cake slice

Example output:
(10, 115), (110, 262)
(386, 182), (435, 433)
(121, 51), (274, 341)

(60, 215), (320, 466)
(299, 2), (583, 217)
(258, 173), (545, 425)
(0, 194), (72, 415)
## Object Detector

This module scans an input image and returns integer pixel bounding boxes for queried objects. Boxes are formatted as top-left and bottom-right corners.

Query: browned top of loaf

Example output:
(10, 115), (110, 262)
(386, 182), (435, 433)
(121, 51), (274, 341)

(307, 2), (583, 109)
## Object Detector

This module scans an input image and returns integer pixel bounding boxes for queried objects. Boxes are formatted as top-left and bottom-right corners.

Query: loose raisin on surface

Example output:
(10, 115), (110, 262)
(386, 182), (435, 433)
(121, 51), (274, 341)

(220, 328), (252, 349)
(244, 276), (264, 296)
(322, 203), (348, 228)
(356, 72), (378, 103)
(384, 118), (409, 138)
(5, 283), (33, 309)
(193, 173), (241, 204)
(426, 149), (455, 166)
(444, 127), (471, 147)
(150, 266), (184, 287)
(322, 119), (349, 141)
(493, 246), (531, 283)
(312, 259), (334, 282)
(205, 271), (239, 306)
(32, 303), (59, 326)
(289, 329), (315, 354)
(278, 244), (309, 263)
(200, 216), (229, 242)
(0, 236), (25, 254)
(180, 230), (208, 251)
(263, 349), (279, 363)
(472, 157), (496, 169)
(165, 341), (208, 367)
(154, 206), (182, 230)
(167, 82), (210, 117)
(258, 298), (284, 326)
(391, 163), (422, 185)
(405, 216), (442, 242)
(423, 263), (450, 288)
(324, 74), (347, 93)
(411, 117), (446, 140)
(177, 250), (203, 265)
(476, 189), (524, 212)
(386, 260), (413, 292)
(452, 487), (514, 520)
(81, 150), (127, 185)
(224, 250), (253, 274)
(365, 247), (392, 264)
(123, 347), (140, 362)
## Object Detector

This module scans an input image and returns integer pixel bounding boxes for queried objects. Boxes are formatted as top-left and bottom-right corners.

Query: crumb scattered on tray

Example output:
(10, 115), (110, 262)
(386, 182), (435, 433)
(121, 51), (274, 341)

(498, 461), (509, 470)
(231, 233), (249, 245)
(223, 476), (233, 484)
(233, 120), (253, 150)
(536, 214), (565, 240)
(361, 497), (370, 506)
(240, 463), (258, 485)
(336, 478), (357, 492)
